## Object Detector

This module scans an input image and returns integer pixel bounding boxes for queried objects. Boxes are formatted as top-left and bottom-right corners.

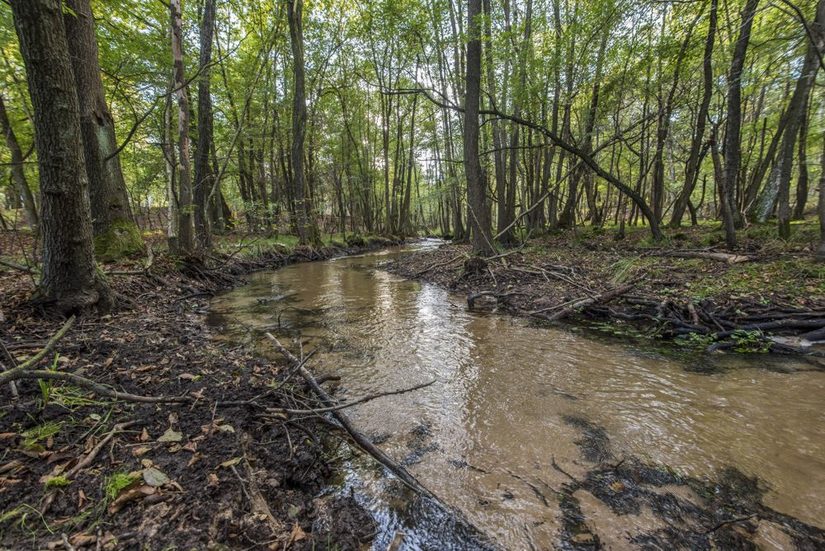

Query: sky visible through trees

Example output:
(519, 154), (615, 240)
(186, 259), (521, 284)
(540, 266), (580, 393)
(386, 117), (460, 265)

(0, 0), (824, 306)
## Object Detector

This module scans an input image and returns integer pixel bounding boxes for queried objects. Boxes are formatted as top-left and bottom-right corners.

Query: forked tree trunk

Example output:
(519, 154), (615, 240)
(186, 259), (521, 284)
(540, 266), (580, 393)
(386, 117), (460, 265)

(775, 0), (823, 238)
(64, 0), (141, 260)
(11, 0), (113, 313)
(721, 0), (760, 247)
(670, 0), (717, 228)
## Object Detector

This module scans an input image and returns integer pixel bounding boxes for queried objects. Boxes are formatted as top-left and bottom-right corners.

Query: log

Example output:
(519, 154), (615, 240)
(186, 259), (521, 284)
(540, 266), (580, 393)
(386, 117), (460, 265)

(652, 251), (751, 264)
(537, 284), (635, 322)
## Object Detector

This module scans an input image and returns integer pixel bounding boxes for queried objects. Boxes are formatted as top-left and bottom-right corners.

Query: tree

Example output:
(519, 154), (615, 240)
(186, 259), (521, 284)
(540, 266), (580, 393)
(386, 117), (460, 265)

(64, 0), (142, 260)
(464, 0), (495, 255)
(169, 0), (194, 254)
(773, 0), (823, 238)
(0, 94), (38, 232)
(194, 0), (217, 250)
(818, 134), (825, 260)
(721, 0), (760, 248)
(287, 0), (321, 246)
(10, 0), (113, 313)
(671, 0), (718, 228)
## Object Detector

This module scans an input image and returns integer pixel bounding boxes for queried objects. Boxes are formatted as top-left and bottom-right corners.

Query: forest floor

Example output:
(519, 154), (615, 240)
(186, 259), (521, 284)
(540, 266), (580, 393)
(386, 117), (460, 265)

(0, 233), (401, 550)
(390, 220), (825, 361)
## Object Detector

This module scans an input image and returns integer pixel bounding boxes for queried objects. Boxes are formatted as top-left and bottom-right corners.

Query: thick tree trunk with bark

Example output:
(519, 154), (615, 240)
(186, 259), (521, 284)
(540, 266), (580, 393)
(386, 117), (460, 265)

(288, 0), (321, 246)
(64, 0), (141, 260)
(721, 0), (759, 247)
(170, 0), (194, 254)
(464, 0), (495, 255)
(0, 95), (39, 232)
(194, 0), (216, 250)
(11, 0), (113, 313)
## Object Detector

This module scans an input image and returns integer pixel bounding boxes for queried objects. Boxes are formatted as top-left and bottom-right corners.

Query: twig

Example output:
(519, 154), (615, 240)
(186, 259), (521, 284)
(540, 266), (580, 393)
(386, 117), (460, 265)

(0, 316), (76, 386)
(0, 258), (35, 274)
(12, 371), (190, 403)
(704, 513), (757, 534)
(271, 379), (436, 415)
(551, 456), (579, 484)
(42, 421), (138, 515)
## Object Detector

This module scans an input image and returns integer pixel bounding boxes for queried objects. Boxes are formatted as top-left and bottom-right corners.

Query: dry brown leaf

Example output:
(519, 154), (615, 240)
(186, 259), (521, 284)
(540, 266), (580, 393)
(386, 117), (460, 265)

(107, 485), (156, 514)
(132, 446), (151, 457)
(286, 523), (307, 547)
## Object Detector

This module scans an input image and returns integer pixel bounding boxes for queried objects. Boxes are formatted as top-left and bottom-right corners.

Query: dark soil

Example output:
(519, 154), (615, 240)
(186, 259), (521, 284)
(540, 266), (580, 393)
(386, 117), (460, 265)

(0, 239), (400, 550)
(388, 227), (825, 359)
(554, 416), (825, 550)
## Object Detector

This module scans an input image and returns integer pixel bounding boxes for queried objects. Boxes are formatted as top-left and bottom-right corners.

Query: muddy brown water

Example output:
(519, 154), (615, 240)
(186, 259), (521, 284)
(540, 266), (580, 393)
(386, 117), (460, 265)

(208, 241), (825, 550)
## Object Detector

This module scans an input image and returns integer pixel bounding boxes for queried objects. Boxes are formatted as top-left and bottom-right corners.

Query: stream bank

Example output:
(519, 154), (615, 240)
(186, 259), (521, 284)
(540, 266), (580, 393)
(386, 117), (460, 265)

(0, 237), (401, 550)
(388, 225), (825, 360)
(208, 241), (825, 550)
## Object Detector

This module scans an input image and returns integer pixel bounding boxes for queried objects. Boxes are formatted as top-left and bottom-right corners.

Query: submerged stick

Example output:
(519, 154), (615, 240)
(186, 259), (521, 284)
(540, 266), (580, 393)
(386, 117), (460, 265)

(264, 332), (437, 499)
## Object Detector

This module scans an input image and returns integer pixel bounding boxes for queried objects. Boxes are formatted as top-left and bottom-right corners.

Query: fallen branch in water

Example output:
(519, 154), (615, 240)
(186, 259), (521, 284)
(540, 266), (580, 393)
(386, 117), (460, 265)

(264, 332), (438, 499)
(275, 379), (436, 415)
(467, 290), (527, 310)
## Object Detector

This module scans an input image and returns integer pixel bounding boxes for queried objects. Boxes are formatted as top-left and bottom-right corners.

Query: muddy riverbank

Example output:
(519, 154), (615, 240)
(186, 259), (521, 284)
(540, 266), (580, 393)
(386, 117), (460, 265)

(0, 239), (401, 550)
(387, 228), (825, 359)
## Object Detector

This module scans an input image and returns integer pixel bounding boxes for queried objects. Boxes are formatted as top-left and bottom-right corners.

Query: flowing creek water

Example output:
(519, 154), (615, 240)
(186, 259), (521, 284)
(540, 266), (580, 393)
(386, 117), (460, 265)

(207, 241), (825, 550)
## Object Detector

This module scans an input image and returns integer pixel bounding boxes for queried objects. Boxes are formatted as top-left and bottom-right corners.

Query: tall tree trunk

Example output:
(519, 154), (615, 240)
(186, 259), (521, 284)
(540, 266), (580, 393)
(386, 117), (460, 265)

(577, 28), (608, 226)
(483, 0), (509, 242)
(194, 0), (216, 250)
(64, 0), (141, 260)
(0, 95), (38, 232)
(11, 0), (113, 313)
(162, 82), (179, 252)
(817, 133), (825, 260)
(794, 102), (810, 219)
(775, 0), (823, 238)
(670, 0), (717, 227)
(652, 9), (697, 224)
(170, 0), (194, 254)
(287, 0), (321, 246)
(721, 0), (759, 247)
(464, 0), (495, 255)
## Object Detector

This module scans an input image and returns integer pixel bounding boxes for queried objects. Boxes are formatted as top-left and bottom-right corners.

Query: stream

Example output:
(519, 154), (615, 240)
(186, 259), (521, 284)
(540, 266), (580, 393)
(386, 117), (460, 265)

(207, 241), (825, 550)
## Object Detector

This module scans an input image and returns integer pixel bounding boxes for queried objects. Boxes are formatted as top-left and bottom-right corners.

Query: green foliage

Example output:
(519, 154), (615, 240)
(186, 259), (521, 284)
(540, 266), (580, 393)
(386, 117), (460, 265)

(43, 475), (72, 489)
(105, 472), (139, 501)
(93, 219), (144, 261)
(21, 421), (61, 449)
(730, 330), (771, 354)
(674, 332), (715, 350)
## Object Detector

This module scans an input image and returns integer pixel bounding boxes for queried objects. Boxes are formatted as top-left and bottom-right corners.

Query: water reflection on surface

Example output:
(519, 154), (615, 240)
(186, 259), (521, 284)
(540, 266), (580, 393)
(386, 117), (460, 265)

(208, 242), (825, 549)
